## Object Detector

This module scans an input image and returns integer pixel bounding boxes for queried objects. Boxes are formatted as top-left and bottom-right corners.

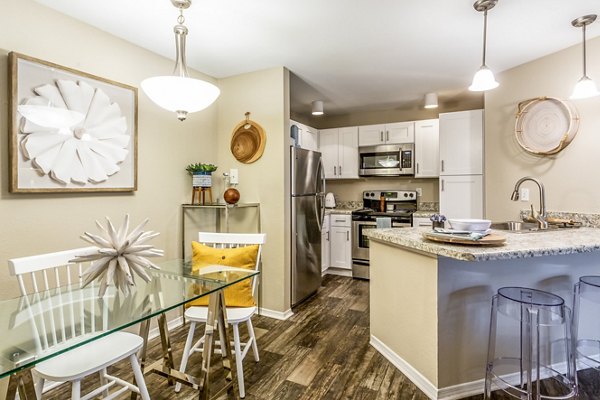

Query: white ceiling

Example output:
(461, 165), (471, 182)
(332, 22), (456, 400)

(35, 0), (600, 116)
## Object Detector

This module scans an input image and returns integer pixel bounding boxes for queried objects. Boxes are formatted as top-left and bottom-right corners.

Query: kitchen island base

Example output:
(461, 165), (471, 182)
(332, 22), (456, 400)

(369, 237), (600, 400)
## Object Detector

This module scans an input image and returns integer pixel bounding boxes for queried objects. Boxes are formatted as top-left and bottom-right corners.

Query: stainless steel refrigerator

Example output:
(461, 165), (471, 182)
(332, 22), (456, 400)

(291, 147), (325, 307)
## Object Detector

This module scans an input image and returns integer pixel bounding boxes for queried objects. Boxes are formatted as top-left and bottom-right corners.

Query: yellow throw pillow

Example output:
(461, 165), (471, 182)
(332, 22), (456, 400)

(187, 241), (259, 308)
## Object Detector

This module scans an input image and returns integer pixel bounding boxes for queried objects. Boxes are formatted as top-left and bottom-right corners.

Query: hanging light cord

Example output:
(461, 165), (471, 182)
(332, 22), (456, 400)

(172, 6), (190, 78)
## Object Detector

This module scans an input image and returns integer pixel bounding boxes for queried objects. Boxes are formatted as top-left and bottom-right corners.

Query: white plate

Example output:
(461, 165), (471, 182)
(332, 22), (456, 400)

(447, 219), (491, 231)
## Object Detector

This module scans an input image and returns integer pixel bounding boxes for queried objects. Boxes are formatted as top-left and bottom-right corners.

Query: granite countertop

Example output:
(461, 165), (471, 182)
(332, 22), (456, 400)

(413, 211), (436, 218)
(365, 227), (600, 262)
(325, 208), (357, 215)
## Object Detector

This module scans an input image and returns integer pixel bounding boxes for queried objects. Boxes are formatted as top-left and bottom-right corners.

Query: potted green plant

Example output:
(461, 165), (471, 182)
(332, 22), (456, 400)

(186, 163), (217, 188)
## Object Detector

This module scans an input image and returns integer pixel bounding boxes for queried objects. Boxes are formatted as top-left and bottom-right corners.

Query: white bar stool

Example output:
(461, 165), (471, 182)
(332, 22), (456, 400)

(484, 287), (577, 400)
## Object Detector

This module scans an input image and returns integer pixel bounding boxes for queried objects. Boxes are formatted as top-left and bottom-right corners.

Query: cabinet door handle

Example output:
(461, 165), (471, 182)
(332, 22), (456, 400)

(334, 166), (337, 175)
(339, 165), (342, 175)
(346, 231), (349, 241)
(380, 131), (384, 142)
(327, 231), (330, 241)
(386, 130), (389, 141)
(441, 179), (445, 191)
(335, 219), (345, 222)
(421, 125), (433, 128)
(441, 160), (445, 172)
(416, 163), (419, 174)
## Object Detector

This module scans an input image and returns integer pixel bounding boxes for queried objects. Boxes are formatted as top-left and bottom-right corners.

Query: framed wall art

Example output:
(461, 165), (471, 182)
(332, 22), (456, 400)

(8, 52), (138, 193)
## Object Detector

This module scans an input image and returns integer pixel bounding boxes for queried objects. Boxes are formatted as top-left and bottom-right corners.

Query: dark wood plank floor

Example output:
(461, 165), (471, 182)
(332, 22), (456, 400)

(44, 275), (600, 399)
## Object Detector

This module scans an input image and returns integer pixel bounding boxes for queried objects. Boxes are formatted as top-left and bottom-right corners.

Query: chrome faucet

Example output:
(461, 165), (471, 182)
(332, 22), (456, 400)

(511, 177), (547, 230)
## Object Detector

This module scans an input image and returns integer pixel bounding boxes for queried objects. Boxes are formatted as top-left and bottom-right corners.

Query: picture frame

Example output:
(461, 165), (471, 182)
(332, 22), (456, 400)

(8, 52), (138, 193)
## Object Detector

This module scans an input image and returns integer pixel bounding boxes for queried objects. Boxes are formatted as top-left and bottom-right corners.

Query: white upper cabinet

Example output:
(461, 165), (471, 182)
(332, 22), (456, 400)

(358, 122), (414, 146)
(320, 127), (359, 179)
(439, 110), (483, 176)
(414, 119), (439, 178)
(290, 119), (318, 152)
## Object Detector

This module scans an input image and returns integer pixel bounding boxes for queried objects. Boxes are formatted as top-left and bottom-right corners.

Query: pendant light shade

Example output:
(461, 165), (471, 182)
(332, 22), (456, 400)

(469, 66), (499, 91)
(141, 0), (220, 121)
(469, 0), (499, 92)
(424, 93), (438, 109)
(570, 14), (599, 100)
(312, 100), (324, 116)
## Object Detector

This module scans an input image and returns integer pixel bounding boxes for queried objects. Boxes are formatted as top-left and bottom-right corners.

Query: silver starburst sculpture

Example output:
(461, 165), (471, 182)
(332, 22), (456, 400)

(72, 215), (164, 296)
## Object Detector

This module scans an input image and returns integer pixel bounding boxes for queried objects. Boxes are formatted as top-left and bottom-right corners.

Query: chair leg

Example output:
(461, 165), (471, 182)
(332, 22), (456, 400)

(130, 354), (151, 400)
(99, 368), (109, 397)
(71, 380), (81, 400)
(175, 321), (196, 393)
(232, 323), (245, 398)
(34, 376), (44, 400)
(247, 319), (260, 362)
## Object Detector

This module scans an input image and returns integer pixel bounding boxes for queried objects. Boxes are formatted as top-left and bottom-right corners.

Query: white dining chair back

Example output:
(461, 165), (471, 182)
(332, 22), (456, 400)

(8, 247), (150, 400)
(176, 232), (266, 398)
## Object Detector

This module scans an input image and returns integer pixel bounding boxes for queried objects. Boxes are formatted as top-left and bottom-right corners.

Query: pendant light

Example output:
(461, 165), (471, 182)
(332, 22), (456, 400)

(424, 93), (438, 109)
(311, 100), (324, 116)
(469, 0), (499, 92)
(570, 14), (599, 100)
(141, 0), (220, 121)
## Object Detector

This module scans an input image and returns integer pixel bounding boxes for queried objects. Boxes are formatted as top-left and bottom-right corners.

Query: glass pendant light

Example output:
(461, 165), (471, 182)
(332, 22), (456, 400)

(570, 14), (599, 100)
(469, 0), (499, 92)
(141, 0), (220, 121)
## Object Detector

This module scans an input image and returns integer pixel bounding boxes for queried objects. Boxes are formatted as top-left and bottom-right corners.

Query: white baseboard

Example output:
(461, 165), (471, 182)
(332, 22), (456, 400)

(324, 268), (353, 277)
(258, 307), (294, 320)
(370, 335), (439, 399)
(371, 334), (582, 400)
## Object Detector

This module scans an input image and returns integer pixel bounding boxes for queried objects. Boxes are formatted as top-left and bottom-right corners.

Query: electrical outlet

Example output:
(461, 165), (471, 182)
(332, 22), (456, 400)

(416, 188), (422, 196)
(520, 188), (529, 202)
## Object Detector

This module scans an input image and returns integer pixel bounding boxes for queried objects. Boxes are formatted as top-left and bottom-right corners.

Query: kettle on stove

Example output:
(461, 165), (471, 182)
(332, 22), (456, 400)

(325, 193), (336, 208)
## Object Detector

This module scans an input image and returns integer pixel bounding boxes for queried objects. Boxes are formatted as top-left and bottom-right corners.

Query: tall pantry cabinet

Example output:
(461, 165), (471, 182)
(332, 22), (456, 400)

(439, 110), (484, 219)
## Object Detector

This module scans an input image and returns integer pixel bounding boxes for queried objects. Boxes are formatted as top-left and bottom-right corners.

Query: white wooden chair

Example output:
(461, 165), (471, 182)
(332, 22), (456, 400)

(175, 232), (266, 398)
(8, 247), (150, 400)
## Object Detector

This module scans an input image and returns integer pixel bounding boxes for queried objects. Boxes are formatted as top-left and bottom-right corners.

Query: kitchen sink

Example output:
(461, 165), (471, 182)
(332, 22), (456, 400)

(491, 221), (581, 233)
(490, 221), (545, 233)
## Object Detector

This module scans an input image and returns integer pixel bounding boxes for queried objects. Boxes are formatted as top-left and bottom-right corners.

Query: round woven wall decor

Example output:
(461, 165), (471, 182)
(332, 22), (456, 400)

(515, 97), (579, 155)
(230, 112), (266, 164)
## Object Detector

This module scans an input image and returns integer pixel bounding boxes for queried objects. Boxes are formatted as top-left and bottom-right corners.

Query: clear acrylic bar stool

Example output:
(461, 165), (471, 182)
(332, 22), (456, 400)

(573, 276), (600, 370)
(484, 287), (577, 400)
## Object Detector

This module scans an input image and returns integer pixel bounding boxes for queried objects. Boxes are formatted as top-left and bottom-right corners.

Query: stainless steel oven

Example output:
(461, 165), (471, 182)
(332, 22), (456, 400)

(351, 190), (416, 280)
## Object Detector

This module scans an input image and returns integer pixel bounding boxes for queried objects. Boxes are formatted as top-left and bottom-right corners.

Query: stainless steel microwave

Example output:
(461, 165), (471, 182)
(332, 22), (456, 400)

(358, 144), (414, 176)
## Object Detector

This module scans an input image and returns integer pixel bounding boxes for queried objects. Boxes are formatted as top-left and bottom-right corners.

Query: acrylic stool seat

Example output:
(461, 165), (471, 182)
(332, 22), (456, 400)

(484, 287), (577, 400)
(573, 276), (600, 370)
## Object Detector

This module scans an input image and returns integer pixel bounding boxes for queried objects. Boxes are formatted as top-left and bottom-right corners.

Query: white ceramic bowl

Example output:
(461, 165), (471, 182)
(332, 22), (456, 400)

(447, 218), (492, 231)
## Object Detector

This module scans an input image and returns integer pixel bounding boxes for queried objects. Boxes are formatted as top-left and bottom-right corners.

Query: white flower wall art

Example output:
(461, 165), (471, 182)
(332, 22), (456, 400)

(9, 52), (137, 193)
(72, 214), (164, 297)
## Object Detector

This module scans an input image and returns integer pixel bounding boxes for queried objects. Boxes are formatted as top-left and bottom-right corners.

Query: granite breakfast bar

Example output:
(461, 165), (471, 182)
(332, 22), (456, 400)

(366, 227), (600, 400)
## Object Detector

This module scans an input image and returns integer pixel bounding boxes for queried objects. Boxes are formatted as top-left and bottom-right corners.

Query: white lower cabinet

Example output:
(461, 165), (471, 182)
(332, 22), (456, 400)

(328, 214), (352, 270)
(412, 217), (432, 228)
(439, 175), (484, 219)
(321, 215), (330, 272)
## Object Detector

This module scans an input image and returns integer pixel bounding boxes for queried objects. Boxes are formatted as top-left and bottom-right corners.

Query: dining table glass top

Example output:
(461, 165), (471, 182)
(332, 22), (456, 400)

(0, 259), (258, 379)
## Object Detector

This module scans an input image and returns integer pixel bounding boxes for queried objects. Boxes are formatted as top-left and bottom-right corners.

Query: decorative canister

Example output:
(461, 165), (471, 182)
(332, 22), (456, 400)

(192, 172), (212, 188)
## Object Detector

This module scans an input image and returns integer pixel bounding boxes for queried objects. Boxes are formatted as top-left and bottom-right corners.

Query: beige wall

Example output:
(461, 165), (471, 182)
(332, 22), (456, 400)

(485, 37), (600, 221)
(0, 2), (218, 295)
(326, 177), (438, 204)
(215, 67), (290, 313)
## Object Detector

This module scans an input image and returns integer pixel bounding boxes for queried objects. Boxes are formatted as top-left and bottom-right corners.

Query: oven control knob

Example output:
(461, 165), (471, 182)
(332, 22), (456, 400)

(404, 193), (408, 198)
(409, 193), (414, 198)
(370, 192), (375, 197)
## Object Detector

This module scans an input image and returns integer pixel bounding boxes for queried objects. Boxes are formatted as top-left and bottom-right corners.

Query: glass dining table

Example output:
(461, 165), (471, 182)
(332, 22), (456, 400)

(0, 259), (259, 400)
